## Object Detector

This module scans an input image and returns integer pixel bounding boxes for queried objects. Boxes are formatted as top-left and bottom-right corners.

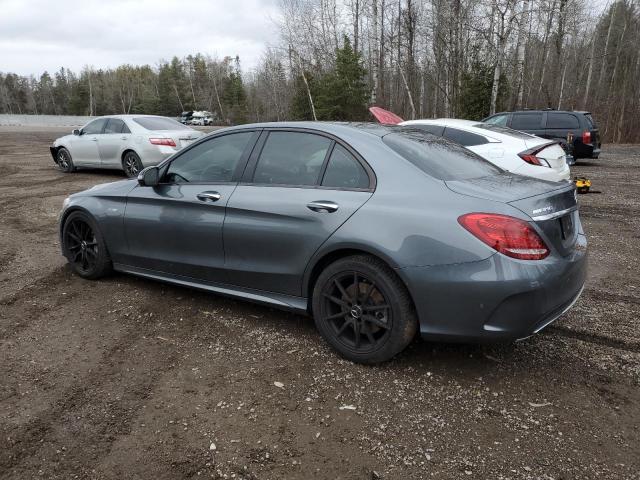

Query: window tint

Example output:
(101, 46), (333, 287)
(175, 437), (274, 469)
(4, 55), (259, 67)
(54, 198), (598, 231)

(442, 127), (489, 147)
(584, 113), (596, 128)
(511, 113), (542, 130)
(402, 124), (445, 137)
(82, 118), (107, 134)
(253, 132), (332, 186)
(547, 113), (580, 129)
(321, 145), (369, 189)
(133, 116), (190, 131)
(474, 123), (532, 139)
(165, 132), (255, 183)
(104, 119), (129, 134)
(382, 131), (501, 181)
(485, 114), (509, 126)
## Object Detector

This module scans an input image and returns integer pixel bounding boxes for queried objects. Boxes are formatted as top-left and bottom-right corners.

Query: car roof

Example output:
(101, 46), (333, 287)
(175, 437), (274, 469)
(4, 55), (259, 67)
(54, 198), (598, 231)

(401, 118), (480, 128)
(220, 121), (398, 138)
(491, 110), (586, 115)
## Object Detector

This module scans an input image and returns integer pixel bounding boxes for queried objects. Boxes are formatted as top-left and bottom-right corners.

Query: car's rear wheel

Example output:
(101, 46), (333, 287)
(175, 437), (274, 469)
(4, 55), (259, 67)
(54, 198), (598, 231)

(57, 147), (75, 173)
(312, 255), (417, 364)
(123, 151), (143, 178)
(62, 211), (112, 279)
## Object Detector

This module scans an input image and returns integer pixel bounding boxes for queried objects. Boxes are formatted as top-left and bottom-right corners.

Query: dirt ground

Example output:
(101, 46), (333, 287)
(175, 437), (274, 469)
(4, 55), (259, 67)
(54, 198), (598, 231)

(0, 127), (638, 480)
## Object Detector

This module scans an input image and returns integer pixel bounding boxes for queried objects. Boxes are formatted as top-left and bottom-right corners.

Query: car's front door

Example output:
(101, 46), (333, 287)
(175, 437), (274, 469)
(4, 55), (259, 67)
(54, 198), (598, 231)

(72, 118), (106, 165)
(223, 130), (374, 297)
(99, 118), (131, 168)
(122, 130), (260, 282)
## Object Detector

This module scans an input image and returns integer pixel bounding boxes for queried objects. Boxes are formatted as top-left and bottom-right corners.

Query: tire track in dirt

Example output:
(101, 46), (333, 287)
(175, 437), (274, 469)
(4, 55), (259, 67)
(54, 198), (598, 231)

(0, 294), (186, 477)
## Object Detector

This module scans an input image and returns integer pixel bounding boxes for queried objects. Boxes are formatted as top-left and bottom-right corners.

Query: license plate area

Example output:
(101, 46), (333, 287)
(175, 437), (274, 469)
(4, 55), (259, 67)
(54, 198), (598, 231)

(179, 139), (194, 148)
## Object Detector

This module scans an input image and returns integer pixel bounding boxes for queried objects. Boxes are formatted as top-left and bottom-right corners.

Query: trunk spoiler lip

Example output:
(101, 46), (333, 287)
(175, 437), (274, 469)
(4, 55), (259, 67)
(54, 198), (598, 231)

(530, 205), (578, 222)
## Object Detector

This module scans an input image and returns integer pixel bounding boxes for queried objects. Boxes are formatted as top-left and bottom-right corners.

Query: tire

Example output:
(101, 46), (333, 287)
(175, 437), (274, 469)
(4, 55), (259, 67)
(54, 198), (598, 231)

(56, 147), (75, 173)
(312, 255), (418, 364)
(122, 151), (143, 178)
(62, 211), (112, 280)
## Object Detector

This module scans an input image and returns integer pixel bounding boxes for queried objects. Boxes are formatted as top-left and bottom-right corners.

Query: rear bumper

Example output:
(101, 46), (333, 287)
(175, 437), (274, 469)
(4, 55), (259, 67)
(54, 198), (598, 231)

(400, 234), (588, 342)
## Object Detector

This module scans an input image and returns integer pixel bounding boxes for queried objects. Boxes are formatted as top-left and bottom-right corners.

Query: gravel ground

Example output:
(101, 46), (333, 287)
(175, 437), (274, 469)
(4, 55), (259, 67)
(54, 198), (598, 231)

(0, 127), (638, 480)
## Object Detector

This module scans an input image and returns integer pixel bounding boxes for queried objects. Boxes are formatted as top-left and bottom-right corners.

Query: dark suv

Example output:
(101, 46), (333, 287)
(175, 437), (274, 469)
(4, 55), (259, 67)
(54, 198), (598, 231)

(483, 110), (601, 161)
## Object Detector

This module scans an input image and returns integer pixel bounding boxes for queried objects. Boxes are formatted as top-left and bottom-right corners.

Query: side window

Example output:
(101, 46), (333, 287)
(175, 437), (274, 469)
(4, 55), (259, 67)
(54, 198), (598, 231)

(547, 113), (579, 129)
(511, 113), (543, 130)
(485, 114), (508, 126)
(442, 127), (489, 147)
(104, 119), (127, 134)
(165, 132), (255, 183)
(82, 118), (107, 135)
(253, 132), (332, 186)
(321, 145), (370, 189)
(405, 124), (445, 137)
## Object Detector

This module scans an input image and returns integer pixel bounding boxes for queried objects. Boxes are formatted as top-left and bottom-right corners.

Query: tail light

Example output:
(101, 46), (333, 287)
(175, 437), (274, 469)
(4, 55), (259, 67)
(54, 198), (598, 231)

(149, 138), (176, 147)
(582, 130), (591, 144)
(518, 144), (553, 168)
(458, 213), (550, 260)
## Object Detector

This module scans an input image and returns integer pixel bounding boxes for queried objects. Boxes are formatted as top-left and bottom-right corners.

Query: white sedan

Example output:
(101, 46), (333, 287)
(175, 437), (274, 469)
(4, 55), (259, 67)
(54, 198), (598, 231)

(50, 115), (204, 178)
(399, 119), (570, 182)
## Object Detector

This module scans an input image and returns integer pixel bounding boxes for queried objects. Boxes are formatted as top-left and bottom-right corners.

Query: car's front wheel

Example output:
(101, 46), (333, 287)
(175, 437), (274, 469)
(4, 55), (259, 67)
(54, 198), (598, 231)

(312, 255), (417, 364)
(62, 211), (112, 279)
(123, 151), (143, 178)
(56, 147), (75, 173)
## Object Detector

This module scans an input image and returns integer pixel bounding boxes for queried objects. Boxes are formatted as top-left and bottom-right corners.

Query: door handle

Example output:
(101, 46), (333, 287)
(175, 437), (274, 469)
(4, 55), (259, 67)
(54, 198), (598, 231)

(121, 136), (128, 140)
(91, 138), (98, 141)
(307, 201), (339, 213)
(197, 191), (221, 202)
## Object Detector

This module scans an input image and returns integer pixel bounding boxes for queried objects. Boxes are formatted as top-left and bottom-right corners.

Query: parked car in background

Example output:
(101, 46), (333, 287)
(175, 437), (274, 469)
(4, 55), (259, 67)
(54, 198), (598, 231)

(50, 115), (204, 178)
(399, 119), (570, 182)
(191, 111), (214, 126)
(58, 122), (587, 364)
(483, 110), (601, 161)
(180, 111), (194, 124)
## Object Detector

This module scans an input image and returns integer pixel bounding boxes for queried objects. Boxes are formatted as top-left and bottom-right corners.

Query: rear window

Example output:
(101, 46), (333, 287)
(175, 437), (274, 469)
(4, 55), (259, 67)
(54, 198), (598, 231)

(511, 113), (542, 130)
(474, 123), (532, 139)
(382, 131), (502, 181)
(442, 127), (489, 147)
(584, 113), (596, 128)
(133, 117), (190, 131)
(547, 113), (580, 129)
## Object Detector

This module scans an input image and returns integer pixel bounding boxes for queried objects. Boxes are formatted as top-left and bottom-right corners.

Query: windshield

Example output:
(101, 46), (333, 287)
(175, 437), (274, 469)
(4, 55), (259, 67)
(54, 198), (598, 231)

(133, 117), (190, 131)
(382, 130), (502, 181)
(473, 123), (532, 139)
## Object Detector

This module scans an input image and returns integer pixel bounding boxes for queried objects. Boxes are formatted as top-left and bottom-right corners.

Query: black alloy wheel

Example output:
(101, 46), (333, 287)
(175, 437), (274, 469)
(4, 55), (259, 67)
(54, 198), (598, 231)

(321, 271), (393, 353)
(62, 212), (112, 279)
(313, 255), (417, 364)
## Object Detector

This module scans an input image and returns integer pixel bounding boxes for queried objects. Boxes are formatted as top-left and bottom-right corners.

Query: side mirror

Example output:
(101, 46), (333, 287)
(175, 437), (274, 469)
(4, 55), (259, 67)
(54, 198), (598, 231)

(137, 166), (160, 187)
(72, 129), (81, 136)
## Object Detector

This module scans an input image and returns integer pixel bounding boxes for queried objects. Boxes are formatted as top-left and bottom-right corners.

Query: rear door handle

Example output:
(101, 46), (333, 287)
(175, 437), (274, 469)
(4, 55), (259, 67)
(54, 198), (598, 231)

(90, 138), (98, 141)
(197, 191), (221, 202)
(307, 201), (339, 213)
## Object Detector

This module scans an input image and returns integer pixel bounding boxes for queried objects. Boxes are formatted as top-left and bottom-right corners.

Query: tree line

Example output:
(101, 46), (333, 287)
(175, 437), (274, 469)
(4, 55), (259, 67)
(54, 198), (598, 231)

(1, 0), (638, 142)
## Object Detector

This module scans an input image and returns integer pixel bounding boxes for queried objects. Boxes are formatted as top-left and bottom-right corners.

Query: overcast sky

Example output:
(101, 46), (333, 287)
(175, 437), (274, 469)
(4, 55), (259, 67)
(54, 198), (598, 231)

(0, 0), (281, 76)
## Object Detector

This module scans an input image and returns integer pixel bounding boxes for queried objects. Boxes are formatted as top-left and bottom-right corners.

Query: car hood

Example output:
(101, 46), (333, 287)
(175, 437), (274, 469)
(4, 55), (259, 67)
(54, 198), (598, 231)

(74, 179), (137, 197)
(54, 134), (75, 145)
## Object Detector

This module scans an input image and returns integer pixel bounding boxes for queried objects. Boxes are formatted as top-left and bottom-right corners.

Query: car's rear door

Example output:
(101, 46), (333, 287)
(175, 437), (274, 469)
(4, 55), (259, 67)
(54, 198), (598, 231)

(122, 130), (260, 282)
(223, 129), (374, 296)
(72, 118), (106, 165)
(98, 118), (131, 168)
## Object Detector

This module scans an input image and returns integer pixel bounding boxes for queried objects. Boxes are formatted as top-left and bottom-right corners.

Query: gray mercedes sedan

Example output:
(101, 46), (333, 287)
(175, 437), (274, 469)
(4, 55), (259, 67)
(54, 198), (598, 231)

(50, 115), (204, 178)
(58, 122), (587, 363)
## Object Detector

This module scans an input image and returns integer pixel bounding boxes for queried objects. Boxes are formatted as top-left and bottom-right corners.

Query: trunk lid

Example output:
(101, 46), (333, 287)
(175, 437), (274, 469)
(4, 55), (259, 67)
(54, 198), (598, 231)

(160, 130), (204, 149)
(446, 174), (579, 256)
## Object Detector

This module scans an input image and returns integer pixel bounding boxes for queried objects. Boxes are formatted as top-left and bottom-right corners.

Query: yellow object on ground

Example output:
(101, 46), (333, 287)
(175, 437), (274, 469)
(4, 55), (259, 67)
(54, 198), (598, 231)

(574, 177), (592, 194)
